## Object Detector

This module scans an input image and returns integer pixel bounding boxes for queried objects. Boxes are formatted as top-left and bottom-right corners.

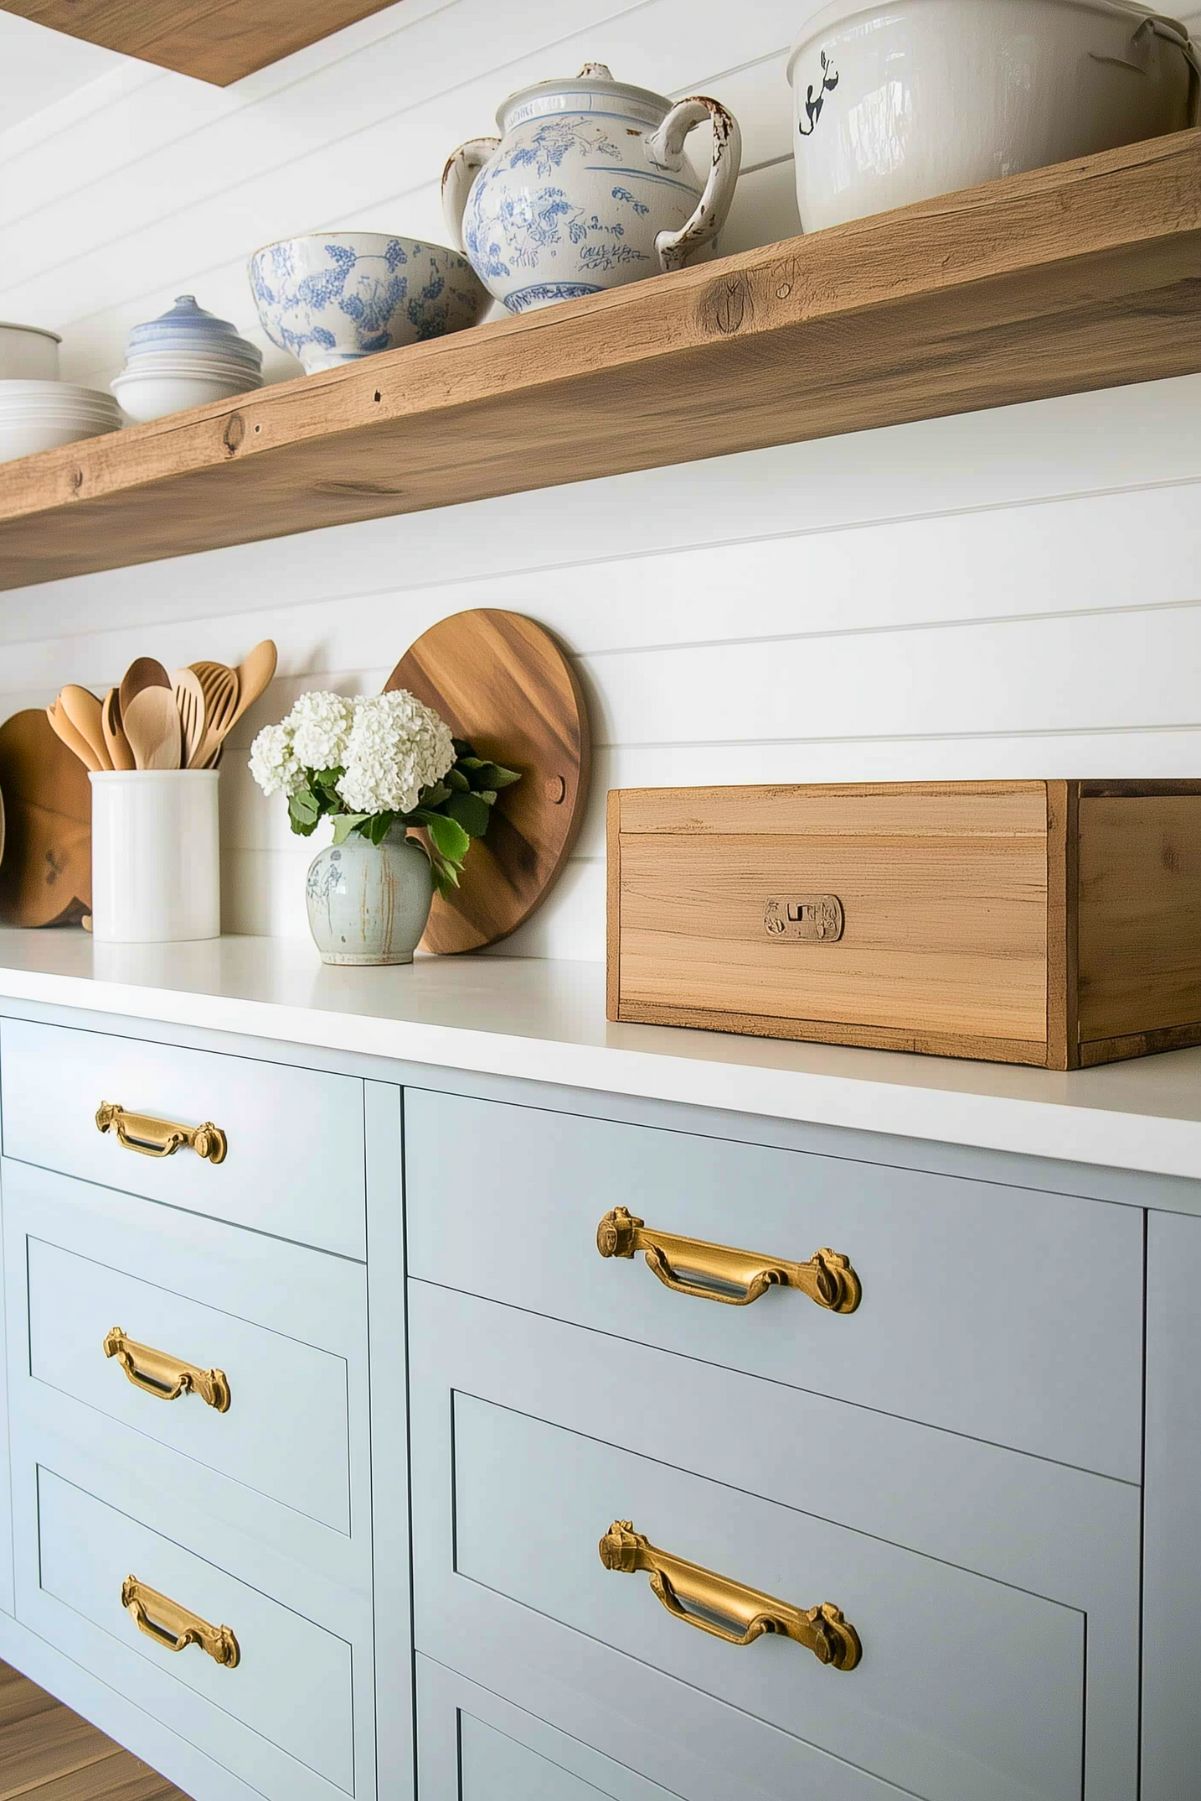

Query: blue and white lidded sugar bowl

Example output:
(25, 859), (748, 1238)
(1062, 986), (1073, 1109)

(442, 62), (741, 315)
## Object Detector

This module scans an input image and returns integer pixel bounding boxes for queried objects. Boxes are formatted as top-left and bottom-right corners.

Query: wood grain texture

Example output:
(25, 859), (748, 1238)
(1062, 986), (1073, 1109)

(609, 779), (1201, 1067)
(610, 782), (1050, 1052)
(0, 1), (397, 85)
(1077, 792), (1201, 1046)
(384, 610), (589, 954)
(0, 1662), (187, 1799)
(0, 130), (1196, 591)
(0, 710), (91, 928)
(1045, 780), (1079, 1072)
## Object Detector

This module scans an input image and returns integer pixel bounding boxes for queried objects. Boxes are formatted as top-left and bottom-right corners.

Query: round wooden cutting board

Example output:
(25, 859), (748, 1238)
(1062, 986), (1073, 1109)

(384, 609), (590, 954)
(0, 709), (91, 927)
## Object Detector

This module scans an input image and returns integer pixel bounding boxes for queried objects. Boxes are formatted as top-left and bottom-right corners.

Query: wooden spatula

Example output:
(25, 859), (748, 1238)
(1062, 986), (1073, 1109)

(123, 686), (182, 771)
(119, 656), (171, 725)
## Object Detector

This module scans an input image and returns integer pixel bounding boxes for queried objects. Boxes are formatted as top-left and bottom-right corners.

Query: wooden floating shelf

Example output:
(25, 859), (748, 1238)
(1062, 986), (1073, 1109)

(1, 1), (398, 86)
(0, 128), (1197, 593)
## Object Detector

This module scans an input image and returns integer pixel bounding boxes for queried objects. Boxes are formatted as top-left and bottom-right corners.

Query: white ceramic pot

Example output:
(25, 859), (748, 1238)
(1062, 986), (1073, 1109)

(442, 62), (742, 313)
(0, 322), (61, 381)
(89, 771), (220, 944)
(305, 829), (434, 966)
(788, 0), (1199, 231)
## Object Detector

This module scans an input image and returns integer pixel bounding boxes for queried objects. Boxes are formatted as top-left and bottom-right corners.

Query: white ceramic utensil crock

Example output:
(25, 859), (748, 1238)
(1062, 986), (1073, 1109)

(788, 0), (1199, 231)
(89, 770), (220, 943)
(442, 62), (742, 313)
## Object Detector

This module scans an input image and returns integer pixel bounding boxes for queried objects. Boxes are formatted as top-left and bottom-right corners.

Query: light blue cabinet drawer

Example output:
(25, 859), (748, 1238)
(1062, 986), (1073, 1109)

(417, 1657), (716, 1799)
(410, 1283), (1139, 1801)
(18, 1456), (359, 1800)
(3, 1160), (371, 1595)
(1, 1017), (365, 1257)
(406, 1089), (1142, 1479)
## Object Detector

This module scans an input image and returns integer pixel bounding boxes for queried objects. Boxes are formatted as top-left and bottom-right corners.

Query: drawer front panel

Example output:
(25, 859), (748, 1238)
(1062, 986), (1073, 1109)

(449, 1400), (1079, 1801)
(27, 1462), (355, 1795)
(418, 1658), (704, 1800)
(1, 1017), (365, 1257)
(411, 1286), (1140, 1801)
(406, 1090), (1142, 1479)
(27, 1236), (351, 1535)
(610, 782), (1051, 1050)
(4, 1160), (369, 1577)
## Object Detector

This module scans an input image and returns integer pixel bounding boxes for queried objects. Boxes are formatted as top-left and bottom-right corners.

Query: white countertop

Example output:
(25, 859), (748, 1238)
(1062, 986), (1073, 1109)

(0, 930), (1196, 1181)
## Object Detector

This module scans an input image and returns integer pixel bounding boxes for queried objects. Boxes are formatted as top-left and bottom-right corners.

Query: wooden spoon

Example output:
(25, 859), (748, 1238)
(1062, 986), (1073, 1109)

(171, 668), (207, 768)
(101, 687), (135, 771)
(222, 640), (278, 740)
(119, 656), (171, 725)
(46, 700), (102, 773)
(123, 686), (182, 771)
(58, 684), (110, 771)
(190, 661), (239, 769)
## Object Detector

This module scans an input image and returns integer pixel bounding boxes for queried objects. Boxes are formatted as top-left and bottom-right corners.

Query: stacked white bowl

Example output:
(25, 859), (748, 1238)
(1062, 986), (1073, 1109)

(0, 323), (121, 463)
(112, 295), (263, 422)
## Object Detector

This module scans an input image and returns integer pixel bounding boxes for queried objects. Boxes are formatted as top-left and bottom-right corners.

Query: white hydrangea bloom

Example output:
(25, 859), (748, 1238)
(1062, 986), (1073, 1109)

(248, 720), (302, 798)
(287, 689), (355, 773)
(337, 689), (455, 817)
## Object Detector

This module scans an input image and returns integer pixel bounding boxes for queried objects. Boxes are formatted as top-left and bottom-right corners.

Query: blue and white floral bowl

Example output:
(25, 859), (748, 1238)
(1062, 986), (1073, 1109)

(248, 233), (488, 375)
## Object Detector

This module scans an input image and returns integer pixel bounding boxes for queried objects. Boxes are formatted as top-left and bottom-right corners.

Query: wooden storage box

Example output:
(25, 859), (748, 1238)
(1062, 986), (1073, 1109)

(606, 780), (1201, 1068)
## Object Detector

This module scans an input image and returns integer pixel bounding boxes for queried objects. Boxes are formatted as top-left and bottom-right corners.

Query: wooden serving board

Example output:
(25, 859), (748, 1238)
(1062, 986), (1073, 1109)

(384, 610), (589, 954)
(0, 710), (91, 927)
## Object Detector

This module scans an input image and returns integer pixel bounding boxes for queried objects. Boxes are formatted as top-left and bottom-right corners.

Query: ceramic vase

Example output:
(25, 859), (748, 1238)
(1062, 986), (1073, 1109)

(442, 62), (741, 314)
(305, 828), (434, 966)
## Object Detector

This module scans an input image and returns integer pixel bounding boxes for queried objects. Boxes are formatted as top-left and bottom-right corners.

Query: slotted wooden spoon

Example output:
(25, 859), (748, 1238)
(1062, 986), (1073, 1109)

(101, 688), (135, 771)
(171, 668), (207, 768)
(190, 661), (239, 768)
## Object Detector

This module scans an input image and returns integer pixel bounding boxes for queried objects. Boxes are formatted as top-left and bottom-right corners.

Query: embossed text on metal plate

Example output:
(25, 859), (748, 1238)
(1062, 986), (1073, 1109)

(763, 895), (844, 943)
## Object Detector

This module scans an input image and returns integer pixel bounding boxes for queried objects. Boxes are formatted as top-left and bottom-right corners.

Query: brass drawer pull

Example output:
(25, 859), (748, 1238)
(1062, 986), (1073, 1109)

(95, 1102), (227, 1164)
(121, 1575), (239, 1668)
(599, 1520), (860, 1671)
(596, 1206), (860, 1313)
(104, 1326), (230, 1413)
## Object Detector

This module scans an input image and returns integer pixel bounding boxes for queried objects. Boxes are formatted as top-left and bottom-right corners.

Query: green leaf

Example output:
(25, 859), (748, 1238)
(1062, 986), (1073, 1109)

(331, 812), (369, 844)
(446, 791), (491, 838)
(489, 763), (522, 789)
(445, 766), (470, 792)
(421, 811), (471, 863)
(290, 786), (320, 820)
(420, 781), (451, 808)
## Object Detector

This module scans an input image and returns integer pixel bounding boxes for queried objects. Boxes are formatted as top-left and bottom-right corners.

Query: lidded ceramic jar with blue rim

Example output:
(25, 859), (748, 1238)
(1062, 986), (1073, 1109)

(124, 295), (263, 372)
(441, 62), (742, 314)
(112, 295), (264, 423)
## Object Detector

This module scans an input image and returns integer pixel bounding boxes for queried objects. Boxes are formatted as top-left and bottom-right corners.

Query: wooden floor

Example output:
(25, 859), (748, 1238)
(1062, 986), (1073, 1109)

(0, 1663), (189, 1799)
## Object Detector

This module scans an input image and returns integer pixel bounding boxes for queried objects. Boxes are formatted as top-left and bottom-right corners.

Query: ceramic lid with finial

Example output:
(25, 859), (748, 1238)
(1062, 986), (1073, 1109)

(126, 295), (262, 369)
(498, 62), (673, 131)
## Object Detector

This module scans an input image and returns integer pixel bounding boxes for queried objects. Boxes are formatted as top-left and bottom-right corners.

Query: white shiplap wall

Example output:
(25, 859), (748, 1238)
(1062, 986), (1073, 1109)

(1, 0), (1198, 958)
